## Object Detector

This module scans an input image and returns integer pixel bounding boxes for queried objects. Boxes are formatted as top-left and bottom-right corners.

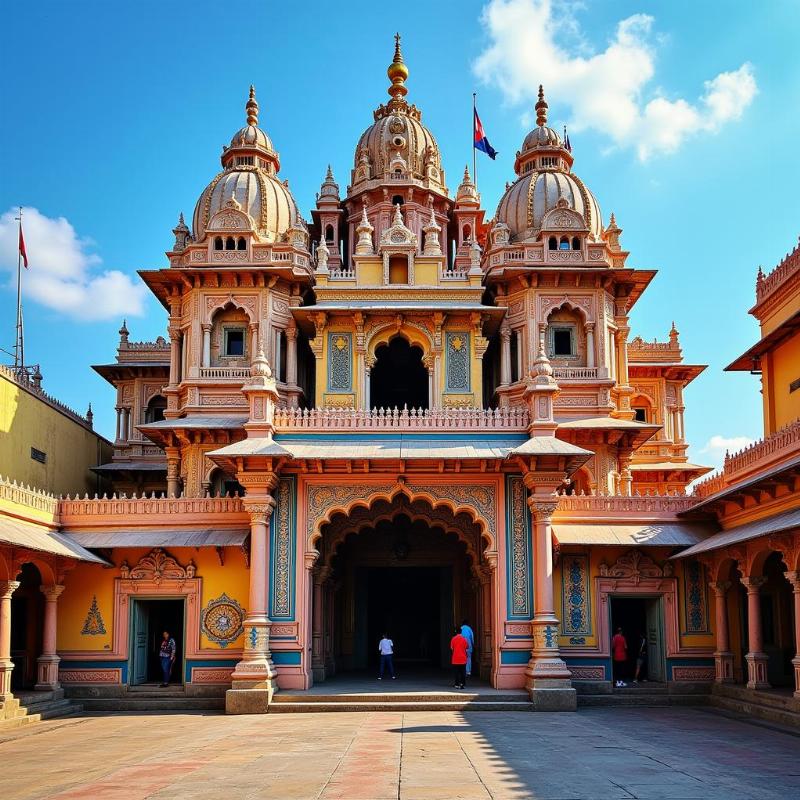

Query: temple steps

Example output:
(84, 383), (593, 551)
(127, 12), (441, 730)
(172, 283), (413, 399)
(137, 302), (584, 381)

(0, 690), (83, 732)
(578, 686), (708, 708)
(269, 691), (532, 712)
(78, 697), (225, 712)
(710, 684), (800, 730)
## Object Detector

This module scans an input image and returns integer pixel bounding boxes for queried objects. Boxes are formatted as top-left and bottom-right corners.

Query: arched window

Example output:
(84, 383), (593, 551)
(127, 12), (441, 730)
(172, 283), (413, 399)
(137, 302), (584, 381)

(548, 236), (557, 251)
(237, 237), (246, 250)
(559, 236), (570, 250)
(144, 395), (167, 424)
(325, 224), (334, 242)
(391, 195), (404, 206)
(571, 237), (581, 250)
(370, 337), (428, 410)
(225, 236), (235, 251)
(463, 224), (472, 242)
(214, 237), (223, 251)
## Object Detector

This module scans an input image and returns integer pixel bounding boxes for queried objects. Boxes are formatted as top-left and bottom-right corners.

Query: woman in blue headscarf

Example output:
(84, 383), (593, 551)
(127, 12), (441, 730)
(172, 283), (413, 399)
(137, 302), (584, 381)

(460, 619), (475, 677)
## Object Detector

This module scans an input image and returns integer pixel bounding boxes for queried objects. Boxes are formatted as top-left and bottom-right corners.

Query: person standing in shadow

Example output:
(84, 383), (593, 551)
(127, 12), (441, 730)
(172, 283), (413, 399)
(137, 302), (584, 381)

(460, 619), (475, 678)
(378, 632), (396, 680)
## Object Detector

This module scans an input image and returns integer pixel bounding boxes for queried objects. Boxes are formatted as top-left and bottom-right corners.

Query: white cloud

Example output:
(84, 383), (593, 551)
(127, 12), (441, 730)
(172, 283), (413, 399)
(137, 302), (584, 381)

(474, 0), (757, 160)
(0, 207), (146, 321)
(697, 434), (756, 470)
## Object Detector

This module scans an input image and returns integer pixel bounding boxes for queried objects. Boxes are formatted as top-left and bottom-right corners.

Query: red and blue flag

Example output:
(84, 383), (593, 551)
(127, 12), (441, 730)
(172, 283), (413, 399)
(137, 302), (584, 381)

(473, 108), (497, 160)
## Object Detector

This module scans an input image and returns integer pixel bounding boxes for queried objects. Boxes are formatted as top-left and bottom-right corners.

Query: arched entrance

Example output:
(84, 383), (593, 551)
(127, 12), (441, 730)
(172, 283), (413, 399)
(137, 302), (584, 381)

(370, 337), (429, 410)
(10, 563), (44, 690)
(310, 496), (494, 684)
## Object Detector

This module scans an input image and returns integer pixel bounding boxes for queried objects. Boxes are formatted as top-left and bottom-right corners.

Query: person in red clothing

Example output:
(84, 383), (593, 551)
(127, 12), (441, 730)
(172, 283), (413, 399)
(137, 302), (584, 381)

(450, 627), (469, 689)
(611, 626), (628, 687)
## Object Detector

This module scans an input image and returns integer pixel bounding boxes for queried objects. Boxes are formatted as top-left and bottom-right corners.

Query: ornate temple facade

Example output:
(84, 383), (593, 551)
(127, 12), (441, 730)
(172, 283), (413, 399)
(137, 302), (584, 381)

(2, 39), (798, 719)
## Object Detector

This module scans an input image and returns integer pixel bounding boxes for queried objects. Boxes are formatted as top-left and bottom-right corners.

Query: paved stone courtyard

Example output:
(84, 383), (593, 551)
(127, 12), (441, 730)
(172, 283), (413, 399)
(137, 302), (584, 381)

(1, 707), (798, 799)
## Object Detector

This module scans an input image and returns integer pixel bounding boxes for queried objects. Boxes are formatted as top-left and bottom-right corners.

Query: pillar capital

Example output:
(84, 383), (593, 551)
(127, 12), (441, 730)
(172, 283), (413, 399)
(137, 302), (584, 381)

(740, 575), (767, 592)
(242, 496), (276, 526)
(0, 581), (20, 600)
(526, 497), (559, 522)
(709, 580), (731, 597)
(40, 584), (65, 602)
(784, 570), (800, 589)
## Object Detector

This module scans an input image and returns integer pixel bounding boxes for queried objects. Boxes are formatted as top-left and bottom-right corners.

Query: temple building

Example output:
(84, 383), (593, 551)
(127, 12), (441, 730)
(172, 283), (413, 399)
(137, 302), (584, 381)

(1, 38), (797, 722)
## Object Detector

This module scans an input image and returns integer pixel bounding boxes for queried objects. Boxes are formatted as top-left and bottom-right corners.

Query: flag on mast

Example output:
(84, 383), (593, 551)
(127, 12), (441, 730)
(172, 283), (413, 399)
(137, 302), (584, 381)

(18, 222), (28, 268)
(473, 106), (497, 160)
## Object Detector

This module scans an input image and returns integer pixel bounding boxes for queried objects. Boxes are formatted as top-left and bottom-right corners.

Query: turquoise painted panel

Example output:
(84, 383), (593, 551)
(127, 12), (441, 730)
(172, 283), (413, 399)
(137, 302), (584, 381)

(500, 650), (530, 665)
(272, 651), (302, 666)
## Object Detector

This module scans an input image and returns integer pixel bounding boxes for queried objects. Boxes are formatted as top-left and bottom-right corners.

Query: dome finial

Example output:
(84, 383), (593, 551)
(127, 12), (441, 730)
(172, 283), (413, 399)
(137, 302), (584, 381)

(387, 33), (409, 99)
(535, 84), (548, 127)
(246, 85), (259, 126)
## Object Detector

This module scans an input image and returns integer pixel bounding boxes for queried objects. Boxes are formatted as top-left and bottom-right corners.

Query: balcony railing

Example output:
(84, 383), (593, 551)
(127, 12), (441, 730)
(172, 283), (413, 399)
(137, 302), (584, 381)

(59, 494), (245, 521)
(0, 475), (59, 517)
(553, 366), (602, 380)
(273, 406), (530, 432)
(693, 418), (800, 498)
(199, 366), (251, 380)
(329, 268), (356, 280)
(440, 267), (469, 280)
(556, 492), (695, 515)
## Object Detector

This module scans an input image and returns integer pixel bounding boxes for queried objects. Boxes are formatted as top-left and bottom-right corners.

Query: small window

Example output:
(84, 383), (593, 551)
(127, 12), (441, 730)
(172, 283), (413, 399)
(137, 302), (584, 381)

(510, 330), (520, 383)
(223, 479), (245, 497)
(225, 236), (235, 251)
(237, 237), (246, 250)
(214, 237), (223, 251)
(633, 407), (648, 423)
(224, 328), (245, 357)
(325, 225), (334, 242)
(552, 328), (574, 357)
(31, 447), (47, 464)
(559, 236), (570, 250)
(571, 237), (581, 250)
(391, 195), (404, 206)
(548, 236), (557, 251)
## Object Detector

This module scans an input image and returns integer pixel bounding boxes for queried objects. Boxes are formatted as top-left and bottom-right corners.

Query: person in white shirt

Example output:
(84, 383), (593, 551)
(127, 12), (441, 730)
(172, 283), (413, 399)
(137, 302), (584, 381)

(378, 633), (396, 680)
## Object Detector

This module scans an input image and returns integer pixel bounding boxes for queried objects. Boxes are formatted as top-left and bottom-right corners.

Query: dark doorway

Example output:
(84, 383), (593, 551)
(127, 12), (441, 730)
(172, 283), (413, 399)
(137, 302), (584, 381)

(370, 337), (429, 410)
(360, 566), (450, 671)
(10, 563), (44, 690)
(610, 596), (665, 682)
(130, 599), (185, 685)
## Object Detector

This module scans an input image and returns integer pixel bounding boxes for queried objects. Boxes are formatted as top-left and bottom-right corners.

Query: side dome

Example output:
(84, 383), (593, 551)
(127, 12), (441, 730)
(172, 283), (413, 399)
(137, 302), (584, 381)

(495, 86), (602, 242)
(191, 86), (304, 244)
(350, 35), (446, 193)
(496, 171), (602, 242)
(192, 170), (301, 243)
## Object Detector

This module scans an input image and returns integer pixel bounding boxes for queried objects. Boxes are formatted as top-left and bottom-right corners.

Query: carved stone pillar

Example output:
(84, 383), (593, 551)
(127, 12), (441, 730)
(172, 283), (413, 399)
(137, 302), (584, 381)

(613, 321), (634, 418)
(784, 571), (800, 697)
(478, 566), (493, 680)
(618, 450), (633, 497)
(227, 495), (278, 712)
(525, 497), (575, 710)
(365, 355), (374, 410)
(0, 581), (20, 699)
(312, 566), (331, 682)
(585, 323), (595, 369)
(202, 324), (212, 368)
(285, 325), (299, 407)
(122, 407), (130, 442)
(499, 326), (512, 387)
(115, 407), (122, 442)
(36, 584), (65, 690)
(741, 576), (770, 690)
(168, 326), (182, 386)
(676, 406), (686, 443)
(710, 581), (734, 683)
(250, 323), (260, 365)
(165, 446), (181, 498)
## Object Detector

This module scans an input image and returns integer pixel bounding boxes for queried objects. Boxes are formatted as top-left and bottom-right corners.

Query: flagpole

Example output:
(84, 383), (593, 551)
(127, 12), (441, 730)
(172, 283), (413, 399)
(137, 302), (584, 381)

(14, 207), (23, 371)
(472, 92), (478, 193)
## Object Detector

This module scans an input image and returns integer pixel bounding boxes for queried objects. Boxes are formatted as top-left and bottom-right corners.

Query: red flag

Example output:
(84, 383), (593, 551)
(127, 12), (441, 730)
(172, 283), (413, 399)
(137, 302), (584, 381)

(19, 225), (28, 268)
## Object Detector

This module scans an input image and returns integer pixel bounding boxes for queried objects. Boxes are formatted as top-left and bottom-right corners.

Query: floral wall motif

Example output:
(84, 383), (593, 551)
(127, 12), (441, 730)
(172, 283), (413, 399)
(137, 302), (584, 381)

(505, 476), (532, 619)
(200, 593), (245, 647)
(445, 332), (470, 392)
(270, 477), (296, 620)
(683, 559), (709, 634)
(561, 555), (591, 636)
(80, 595), (107, 636)
(327, 332), (352, 392)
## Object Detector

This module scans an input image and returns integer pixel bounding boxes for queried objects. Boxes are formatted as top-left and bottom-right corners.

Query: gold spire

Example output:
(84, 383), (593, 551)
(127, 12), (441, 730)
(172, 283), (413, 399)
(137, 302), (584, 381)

(246, 85), (259, 126)
(387, 33), (409, 98)
(535, 84), (548, 127)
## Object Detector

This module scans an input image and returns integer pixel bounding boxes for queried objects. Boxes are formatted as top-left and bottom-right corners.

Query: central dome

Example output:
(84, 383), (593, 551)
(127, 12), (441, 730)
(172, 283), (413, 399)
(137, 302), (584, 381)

(350, 36), (446, 194)
(192, 87), (304, 244)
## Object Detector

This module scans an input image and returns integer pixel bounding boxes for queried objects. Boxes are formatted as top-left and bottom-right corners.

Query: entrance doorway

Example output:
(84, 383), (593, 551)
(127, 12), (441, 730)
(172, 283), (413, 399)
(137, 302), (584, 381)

(370, 337), (429, 410)
(610, 596), (665, 683)
(357, 566), (452, 671)
(10, 563), (44, 690)
(321, 503), (483, 681)
(129, 599), (185, 685)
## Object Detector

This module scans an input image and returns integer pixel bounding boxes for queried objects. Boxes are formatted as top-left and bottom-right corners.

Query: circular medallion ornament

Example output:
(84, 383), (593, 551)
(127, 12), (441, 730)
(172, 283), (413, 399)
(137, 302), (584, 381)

(201, 593), (245, 647)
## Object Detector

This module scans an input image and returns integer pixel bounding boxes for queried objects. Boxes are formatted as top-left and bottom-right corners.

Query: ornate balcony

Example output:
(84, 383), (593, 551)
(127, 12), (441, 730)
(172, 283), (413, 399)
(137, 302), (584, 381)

(199, 366), (251, 380)
(273, 405), (530, 432)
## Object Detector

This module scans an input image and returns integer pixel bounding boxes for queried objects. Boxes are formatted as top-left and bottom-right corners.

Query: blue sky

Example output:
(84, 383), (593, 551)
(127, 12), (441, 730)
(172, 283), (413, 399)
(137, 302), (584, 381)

(0, 0), (796, 467)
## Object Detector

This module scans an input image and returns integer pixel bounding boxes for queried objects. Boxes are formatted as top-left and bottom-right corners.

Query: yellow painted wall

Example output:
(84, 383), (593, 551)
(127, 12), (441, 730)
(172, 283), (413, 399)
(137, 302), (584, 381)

(760, 289), (800, 337)
(0, 373), (112, 496)
(762, 333), (800, 434)
(57, 547), (250, 654)
(357, 261), (383, 286)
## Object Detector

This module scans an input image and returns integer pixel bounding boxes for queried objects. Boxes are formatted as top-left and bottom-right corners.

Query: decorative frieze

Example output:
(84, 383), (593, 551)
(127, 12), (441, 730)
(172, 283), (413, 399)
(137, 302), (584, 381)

(561, 555), (591, 636)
